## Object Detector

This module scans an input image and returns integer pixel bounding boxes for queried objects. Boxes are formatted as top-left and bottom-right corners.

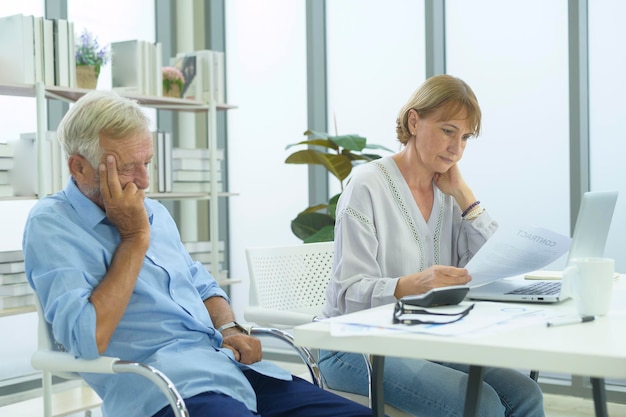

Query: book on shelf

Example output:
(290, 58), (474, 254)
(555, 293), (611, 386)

(171, 50), (226, 103)
(173, 170), (214, 182)
(152, 130), (172, 193)
(33, 16), (44, 83)
(0, 170), (10, 185)
(0, 14), (35, 85)
(0, 142), (14, 158)
(0, 249), (23, 263)
(0, 184), (13, 197)
(172, 157), (213, 171)
(42, 18), (55, 85)
(48, 130), (67, 192)
(188, 251), (225, 264)
(111, 40), (143, 94)
(183, 240), (225, 254)
(0, 272), (27, 285)
(172, 147), (212, 160)
(171, 53), (202, 100)
(11, 132), (37, 196)
(213, 51), (225, 104)
(111, 39), (162, 96)
(171, 181), (223, 193)
(0, 157), (14, 171)
(0, 293), (35, 310)
(0, 261), (25, 274)
(67, 20), (76, 88)
(0, 282), (33, 297)
(10, 131), (66, 196)
(53, 18), (70, 87)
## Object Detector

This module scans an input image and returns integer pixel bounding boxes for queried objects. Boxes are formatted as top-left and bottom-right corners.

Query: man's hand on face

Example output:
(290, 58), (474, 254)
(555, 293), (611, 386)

(99, 155), (150, 242)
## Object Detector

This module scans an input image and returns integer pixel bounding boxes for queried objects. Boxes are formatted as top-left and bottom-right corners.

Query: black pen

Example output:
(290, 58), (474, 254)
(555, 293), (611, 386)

(546, 315), (595, 328)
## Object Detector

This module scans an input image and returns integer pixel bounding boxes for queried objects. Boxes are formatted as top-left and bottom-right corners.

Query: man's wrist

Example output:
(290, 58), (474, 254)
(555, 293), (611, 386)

(216, 321), (248, 335)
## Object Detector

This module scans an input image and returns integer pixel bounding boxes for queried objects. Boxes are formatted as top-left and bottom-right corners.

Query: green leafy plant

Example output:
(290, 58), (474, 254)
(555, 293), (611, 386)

(285, 130), (393, 243)
(75, 29), (110, 77)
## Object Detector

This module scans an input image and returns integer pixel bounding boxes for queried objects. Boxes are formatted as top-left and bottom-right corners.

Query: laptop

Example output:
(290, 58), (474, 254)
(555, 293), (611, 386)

(468, 190), (618, 303)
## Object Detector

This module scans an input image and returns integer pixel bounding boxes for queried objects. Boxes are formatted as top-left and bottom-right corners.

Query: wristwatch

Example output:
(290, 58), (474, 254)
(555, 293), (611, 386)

(216, 321), (248, 334)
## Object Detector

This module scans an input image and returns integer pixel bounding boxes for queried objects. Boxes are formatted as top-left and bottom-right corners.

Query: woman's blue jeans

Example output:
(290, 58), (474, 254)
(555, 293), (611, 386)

(319, 350), (545, 417)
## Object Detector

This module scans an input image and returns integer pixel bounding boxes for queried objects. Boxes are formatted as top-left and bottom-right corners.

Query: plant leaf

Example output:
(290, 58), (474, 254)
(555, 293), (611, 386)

(285, 150), (353, 181)
(328, 193), (341, 219)
(330, 134), (367, 152)
(301, 204), (328, 214)
(285, 138), (338, 151)
(291, 212), (335, 241)
(303, 225), (335, 243)
(303, 130), (330, 140)
(364, 143), (395, 153)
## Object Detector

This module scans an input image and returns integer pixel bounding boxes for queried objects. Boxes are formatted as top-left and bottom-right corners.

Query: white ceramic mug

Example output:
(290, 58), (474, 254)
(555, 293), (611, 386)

(564, 257), (614, 316)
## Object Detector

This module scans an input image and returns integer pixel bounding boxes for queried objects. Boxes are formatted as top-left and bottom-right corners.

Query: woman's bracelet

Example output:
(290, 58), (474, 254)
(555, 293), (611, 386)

(463, 206), (483, 221)
(461, 200), (480, 218)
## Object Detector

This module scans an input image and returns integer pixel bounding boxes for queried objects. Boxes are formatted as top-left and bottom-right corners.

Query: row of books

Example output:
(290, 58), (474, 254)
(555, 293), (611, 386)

(152, 131), (224, 194)
(0, 250), (34, 310)
(0, 13), (76, 87)
(111, 39), (163, 97)
(0, 142), (14, 197)
(110, 45), (225, 103)
(0, 131), (67, 198)
(171, 50), (225, 104)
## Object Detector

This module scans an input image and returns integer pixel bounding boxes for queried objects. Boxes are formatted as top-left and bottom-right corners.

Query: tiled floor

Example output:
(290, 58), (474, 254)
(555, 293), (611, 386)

(5, 393), (626, 417)
(4, 365), (626, 417)
(59, 394), (626, 417)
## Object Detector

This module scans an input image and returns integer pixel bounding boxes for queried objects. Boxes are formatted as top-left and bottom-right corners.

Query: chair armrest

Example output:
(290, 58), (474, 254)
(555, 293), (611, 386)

(31, 350), (119, 375)
(244, 307), (318, 328)
(31, 350), (189, 417)
(249, 327), (324, 388)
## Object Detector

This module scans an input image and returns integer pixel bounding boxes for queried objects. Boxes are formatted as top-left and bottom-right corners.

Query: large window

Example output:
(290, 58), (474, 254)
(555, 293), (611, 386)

(225, 0), (309, 316)
(446, 0), (570, 256)
(589, 0), (626, 273)
(326, 0), (425, 196)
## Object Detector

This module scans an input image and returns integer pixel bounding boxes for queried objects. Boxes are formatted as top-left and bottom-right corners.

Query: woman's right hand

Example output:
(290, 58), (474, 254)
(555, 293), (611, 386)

(394, 265), (471, 299)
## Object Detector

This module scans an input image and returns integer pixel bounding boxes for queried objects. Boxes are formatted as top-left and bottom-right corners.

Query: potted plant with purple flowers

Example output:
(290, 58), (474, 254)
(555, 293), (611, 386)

(75, 29), (110, 89)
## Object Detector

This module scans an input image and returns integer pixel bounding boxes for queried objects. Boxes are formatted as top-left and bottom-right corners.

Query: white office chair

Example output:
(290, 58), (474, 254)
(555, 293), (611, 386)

(32, 295), (323, 417)
(31, 295), (188, 417)
(245, 242), (412, 417)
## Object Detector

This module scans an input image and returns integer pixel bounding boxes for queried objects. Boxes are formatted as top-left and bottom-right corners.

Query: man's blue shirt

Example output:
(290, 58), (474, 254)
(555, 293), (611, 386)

(23, 179), (290, 417)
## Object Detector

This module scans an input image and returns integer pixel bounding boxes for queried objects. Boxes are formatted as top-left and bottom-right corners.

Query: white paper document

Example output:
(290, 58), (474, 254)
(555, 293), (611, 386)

(329, 302), (554, 337)
(465, 223), (571, 287)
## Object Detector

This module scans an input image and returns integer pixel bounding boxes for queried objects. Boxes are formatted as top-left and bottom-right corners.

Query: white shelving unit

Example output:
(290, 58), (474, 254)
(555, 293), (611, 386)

(0, 81), (237, 415)
(0, 81), (237, 285)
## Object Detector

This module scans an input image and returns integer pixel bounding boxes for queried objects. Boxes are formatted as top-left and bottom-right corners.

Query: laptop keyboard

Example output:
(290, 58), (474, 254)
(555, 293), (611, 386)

(506, 281), (561, 295)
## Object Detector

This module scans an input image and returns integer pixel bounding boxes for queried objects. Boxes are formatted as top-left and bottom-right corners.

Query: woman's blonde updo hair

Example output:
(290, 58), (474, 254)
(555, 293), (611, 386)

(395, 74), (481, 145)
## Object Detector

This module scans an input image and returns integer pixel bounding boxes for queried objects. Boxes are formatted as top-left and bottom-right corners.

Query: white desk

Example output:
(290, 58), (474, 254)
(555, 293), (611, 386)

(294, 277), (626, 417)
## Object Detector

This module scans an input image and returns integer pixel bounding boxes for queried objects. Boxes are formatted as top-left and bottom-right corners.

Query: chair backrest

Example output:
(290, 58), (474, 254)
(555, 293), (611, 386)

(246, 242), (334, 312)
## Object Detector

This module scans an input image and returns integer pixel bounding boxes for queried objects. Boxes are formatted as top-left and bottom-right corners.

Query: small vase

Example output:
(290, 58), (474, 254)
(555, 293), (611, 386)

(76, 65), (99, 89)
(163, 83), (181, 98)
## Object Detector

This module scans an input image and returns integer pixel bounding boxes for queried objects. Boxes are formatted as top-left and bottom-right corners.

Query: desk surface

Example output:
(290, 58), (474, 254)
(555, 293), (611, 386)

(294, 277), (626, 380)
